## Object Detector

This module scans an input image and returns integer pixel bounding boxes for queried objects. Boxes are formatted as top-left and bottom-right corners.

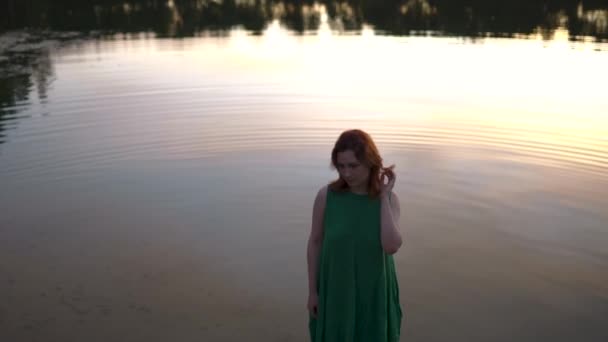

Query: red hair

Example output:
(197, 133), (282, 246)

(329, 129), (386, 198)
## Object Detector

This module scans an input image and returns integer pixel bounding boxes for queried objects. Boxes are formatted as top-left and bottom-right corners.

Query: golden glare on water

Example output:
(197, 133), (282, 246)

(53, 23), (607, 175)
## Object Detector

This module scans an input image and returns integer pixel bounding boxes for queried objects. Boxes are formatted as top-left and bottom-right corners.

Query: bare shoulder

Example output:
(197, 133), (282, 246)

(314, 185), (328, 209)
(310, 185), (328, 238)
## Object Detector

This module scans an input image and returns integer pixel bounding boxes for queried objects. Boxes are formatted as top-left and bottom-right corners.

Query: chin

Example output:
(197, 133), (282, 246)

(347, 181), (360, 188)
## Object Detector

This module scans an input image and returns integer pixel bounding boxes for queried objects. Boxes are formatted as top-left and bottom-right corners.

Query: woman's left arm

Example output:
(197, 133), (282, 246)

(380, 191), (402, 255)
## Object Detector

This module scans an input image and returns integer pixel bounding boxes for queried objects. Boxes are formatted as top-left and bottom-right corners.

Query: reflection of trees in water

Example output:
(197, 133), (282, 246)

(0, 47), (54, 145)
(1, 0), (607, 40)
(0, 76), (30, 145)
(31, 49), (53, 103)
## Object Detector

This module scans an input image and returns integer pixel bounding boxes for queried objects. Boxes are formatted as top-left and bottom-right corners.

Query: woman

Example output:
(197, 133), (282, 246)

(307, 129), (403, 342)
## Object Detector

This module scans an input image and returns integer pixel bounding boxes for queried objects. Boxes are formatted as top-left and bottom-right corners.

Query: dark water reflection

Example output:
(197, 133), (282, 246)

(1, 6), (608, 342)
(0, 33), (56, 146)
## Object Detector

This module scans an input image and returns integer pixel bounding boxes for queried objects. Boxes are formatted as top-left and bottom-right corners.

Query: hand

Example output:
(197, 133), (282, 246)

(379, 164), (396, 198)
(308, 292), (319, 318)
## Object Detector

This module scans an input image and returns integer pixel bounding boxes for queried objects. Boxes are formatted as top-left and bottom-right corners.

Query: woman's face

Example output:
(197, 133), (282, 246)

(336, 150), (371, 190)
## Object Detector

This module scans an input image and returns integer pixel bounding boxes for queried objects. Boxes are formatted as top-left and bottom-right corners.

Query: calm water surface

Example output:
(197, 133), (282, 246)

(1, 27), (607, 341)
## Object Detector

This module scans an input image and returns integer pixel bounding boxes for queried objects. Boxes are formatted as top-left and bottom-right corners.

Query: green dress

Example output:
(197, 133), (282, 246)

(309, 189), (403, 342)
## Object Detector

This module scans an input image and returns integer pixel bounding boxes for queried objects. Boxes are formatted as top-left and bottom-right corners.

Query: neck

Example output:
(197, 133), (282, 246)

(349, 184), (368, 195)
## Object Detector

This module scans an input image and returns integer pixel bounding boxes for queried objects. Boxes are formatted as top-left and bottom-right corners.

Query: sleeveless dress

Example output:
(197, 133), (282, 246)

(309, 189), (403, 342)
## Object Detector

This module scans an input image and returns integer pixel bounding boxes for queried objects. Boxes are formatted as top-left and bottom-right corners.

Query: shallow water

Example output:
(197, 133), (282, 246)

(1, 28), (607, 341)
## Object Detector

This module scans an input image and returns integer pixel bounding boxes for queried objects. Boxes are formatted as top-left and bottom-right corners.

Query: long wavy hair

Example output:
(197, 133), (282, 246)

(328, 129), (386, 198)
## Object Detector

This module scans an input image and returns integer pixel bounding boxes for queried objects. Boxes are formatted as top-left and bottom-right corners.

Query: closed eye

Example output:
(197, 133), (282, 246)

(337, 163), (360, 169)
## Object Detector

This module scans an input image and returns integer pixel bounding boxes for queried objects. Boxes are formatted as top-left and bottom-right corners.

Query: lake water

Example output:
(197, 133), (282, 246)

(1, 24), (607, 341)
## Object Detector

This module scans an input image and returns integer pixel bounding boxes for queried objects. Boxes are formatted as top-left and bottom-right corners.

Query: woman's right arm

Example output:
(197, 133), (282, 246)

(307, 186), (327, 299)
